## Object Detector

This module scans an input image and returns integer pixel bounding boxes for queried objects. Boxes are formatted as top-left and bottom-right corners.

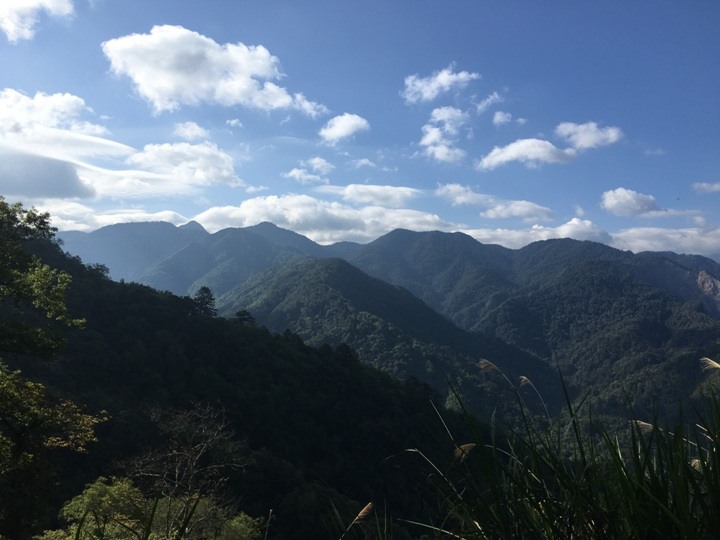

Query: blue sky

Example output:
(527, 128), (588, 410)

(1, 1), (719, 257)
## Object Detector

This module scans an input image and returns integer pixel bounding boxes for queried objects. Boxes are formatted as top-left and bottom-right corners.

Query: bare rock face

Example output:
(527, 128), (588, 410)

(697, 270), (720, 312)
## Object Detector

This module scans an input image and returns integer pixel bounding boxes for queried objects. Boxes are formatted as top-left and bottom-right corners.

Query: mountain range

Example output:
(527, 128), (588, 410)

(59, 222), (720, 421)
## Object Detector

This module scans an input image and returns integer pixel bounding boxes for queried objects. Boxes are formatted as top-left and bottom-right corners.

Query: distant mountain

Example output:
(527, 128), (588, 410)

(60, 221), (720, 421)
(216, 256), (559, 416)
(137, 227), (313, 296)
(58, 221), (208, 282)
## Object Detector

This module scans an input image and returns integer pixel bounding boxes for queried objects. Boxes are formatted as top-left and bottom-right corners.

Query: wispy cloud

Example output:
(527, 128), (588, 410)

(401, 63), (480, 104)
(436, 183), (552, 222)
(318, 184), (422, 207)
(693, 181), (720, 193)
(476, 91), (503, 114)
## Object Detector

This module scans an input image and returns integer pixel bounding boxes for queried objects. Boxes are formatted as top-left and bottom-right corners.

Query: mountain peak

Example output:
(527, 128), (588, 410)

(179, 220), (207, 233)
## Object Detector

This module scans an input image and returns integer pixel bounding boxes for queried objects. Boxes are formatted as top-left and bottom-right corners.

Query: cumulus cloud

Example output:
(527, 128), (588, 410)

(226, 118), (243, 128)
(57, 141), (242, 200)
(419, 106), (469, 164)
(102, 25), (325, 115)
(0, 0), (73, 43)
(317, 184), (421, 207)
(600, 187), (659, 216)
(319, 113), (370, 144)
(611, 225), (720, 258)
(462, 218), (611, 249)
(555, 121), (623, 150)
(493, 111), (512, 127)
(477, 138), (575, 170)
(192, 194), (455, 243)
(693, 181), (720, 193)
(401, 63), (480, 104)
(174, 121), (209, 140)
(476, 91), (503, 114)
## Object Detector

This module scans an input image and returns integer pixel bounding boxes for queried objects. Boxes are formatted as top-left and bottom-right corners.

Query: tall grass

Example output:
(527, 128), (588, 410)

(403, 359), (720, 539)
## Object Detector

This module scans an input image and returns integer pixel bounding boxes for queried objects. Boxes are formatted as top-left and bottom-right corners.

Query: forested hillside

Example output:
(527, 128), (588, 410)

(3, 201), (478, 539)
(59, 221), (720, 426)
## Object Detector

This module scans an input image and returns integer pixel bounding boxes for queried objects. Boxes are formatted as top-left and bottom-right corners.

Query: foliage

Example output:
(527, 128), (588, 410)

(37, 476), (263, 540)
(192, 286), (217, 318)
(406, 366), (720, 539)
(0, 198), (99, 537)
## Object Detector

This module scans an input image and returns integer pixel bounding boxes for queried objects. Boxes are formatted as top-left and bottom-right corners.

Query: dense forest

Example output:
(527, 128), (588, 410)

(6, 200), (720, 539)
(1, 198), (484, 538)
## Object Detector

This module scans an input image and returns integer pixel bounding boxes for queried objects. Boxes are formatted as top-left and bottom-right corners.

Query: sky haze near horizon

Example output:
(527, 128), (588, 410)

(1, 1), (719, 257)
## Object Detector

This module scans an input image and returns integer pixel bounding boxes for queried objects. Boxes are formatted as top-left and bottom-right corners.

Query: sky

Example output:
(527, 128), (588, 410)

(1, 1), (719, 258)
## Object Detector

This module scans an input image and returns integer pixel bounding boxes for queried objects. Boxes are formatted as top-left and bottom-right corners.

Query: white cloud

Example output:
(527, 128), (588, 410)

(226, 118), (243, 128)
(36, 199), (189, 232)
(0, 150), (94, 198)
(401, 63), (480, 104)
(481, 201), (553, 221)
(435, 183), (493, 206)
(192, 194), (455, 243)
(319, 113), (370, 144)
(303, 156), (334, 174)
(493, 111), (512, 127)
(693, 181), (720, 193)
(293, 93), (330, 119)
(600, 187), (659, 216)
(478, 138), (575, 170)
(351, 158), (376, 169)
(282, 156), (334, 185)
(102, 25), (325, 115)
(0, 0), (73, 43)
(436, 183), (552, 221)
(476, 91), (503, 114)
(174, 121), (209, 140)
(419, 106), (469, 164)
(555, 121), (623, 150)
(282, 167), (328, 185)
(318, 184), (421, 207)
(95, 141), (243, 198)
(463, 218), (611, 249)
(0, 88), (129, 164)
(0, 88), (108, 138)
(611, 225), (720, 258)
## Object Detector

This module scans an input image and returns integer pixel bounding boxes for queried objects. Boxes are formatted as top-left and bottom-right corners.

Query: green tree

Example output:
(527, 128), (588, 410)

(0, 197), (98, 537)
(192, 286), (217, 319)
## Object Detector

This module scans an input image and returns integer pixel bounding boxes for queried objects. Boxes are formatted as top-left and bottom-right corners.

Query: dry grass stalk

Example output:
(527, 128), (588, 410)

(454, 443), (477, 461)
(352, 502), (373, 524)
(479, 359), (500, 373)
(700, 357), (720, 372)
